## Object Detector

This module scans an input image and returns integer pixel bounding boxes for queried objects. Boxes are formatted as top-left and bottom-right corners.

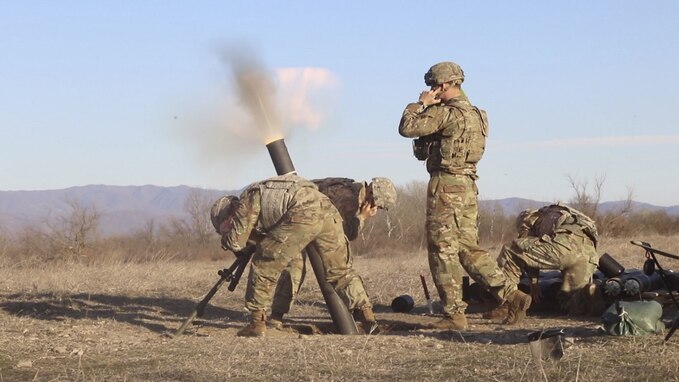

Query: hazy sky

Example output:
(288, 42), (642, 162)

(2, 1), (678, 206)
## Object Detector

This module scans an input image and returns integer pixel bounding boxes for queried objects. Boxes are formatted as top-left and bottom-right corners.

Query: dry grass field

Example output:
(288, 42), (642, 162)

(2, 235), (679, 381)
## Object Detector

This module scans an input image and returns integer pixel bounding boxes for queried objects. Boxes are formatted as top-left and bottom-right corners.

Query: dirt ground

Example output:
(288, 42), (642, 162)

(3, 243), (679, 381)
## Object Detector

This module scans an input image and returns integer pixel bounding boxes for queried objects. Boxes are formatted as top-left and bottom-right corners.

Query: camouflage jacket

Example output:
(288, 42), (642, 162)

(399, 94), (488, 177)
(221, 185), (261, 253)
(221, 175), (318, 252)
(519, 204), (599, 247)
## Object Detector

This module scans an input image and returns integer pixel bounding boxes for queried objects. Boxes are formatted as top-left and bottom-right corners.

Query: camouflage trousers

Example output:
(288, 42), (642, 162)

(270, 251), (307, 316)
(499, 232), (599, 311)
(426, 172), (507, 316)
(245, 199), (371, 313)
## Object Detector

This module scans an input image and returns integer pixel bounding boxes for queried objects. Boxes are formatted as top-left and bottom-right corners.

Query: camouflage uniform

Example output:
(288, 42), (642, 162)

(270, 178), (370, 317)
(399, 65), (508, 318)
(220, 174), (372, 314)
(500, 204), (600, 314)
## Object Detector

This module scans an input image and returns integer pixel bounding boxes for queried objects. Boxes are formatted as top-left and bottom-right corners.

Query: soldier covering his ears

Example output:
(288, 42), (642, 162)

(399, 61), (532, 328)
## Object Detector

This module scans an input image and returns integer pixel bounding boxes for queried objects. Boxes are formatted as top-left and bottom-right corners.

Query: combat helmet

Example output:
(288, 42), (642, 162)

(516, 208), (538, 233)
(424, 61), (465, 86)
(370, 177), (397, 210)
(210, 195), (239, 232)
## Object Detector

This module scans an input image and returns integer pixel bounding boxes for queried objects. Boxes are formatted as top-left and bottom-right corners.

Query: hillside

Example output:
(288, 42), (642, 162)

(1, 185), (676, 236)
(0, 185), (235, 236)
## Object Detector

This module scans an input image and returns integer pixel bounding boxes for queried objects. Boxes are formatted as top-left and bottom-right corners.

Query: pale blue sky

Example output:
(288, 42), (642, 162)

(1, 1), (678, 206)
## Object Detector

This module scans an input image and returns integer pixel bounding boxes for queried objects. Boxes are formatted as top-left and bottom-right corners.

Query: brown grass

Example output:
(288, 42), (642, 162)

(2, 236), (679, 381)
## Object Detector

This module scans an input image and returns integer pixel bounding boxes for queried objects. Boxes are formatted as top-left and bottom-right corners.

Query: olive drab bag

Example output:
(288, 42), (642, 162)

(311, 177), (362, 224)
(601, 300), (665, 336)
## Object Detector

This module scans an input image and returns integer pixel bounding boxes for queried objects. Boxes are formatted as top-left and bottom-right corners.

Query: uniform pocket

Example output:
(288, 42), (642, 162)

(438, 184), (465, 207)
(257, 233), (287, 260)
(442, 184), (465, 193)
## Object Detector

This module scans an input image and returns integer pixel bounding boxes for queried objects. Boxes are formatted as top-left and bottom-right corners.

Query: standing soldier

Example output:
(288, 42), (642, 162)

(269, 177), (397, 329)
(398, 61), (531, 328)
(210, 173), (376, 337)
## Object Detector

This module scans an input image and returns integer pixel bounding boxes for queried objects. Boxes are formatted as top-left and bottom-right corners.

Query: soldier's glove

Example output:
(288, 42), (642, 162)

(233, 244), (257, 258)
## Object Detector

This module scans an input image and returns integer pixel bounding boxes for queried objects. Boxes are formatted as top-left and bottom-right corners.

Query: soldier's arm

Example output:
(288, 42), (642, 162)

(344, 216), (363, 241)
(344, 201), (377, 241)
(222, 188), (261, 252)
(398, 103), (446, 138)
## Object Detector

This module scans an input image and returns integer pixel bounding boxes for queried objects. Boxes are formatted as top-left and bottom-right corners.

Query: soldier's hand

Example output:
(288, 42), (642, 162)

(359, 201), (378, 220)
(419, 89), (441, 107)
(218, 218), (233, 235)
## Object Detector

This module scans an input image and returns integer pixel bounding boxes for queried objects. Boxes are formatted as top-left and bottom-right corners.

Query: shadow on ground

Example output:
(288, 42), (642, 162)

(0, 292), (606, 344)
(0, 292), (246, 334)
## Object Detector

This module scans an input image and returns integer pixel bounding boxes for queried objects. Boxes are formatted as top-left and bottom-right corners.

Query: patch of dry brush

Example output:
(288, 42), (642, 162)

(2, 245), (679, 381)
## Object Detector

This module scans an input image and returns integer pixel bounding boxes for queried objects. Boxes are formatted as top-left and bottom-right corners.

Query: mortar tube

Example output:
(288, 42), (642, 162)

(265, 138), (358, 335)
(266, 138), (297, 175)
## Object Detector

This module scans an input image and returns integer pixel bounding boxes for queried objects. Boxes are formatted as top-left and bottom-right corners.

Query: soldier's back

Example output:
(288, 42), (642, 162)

(312, 177), (362, 224)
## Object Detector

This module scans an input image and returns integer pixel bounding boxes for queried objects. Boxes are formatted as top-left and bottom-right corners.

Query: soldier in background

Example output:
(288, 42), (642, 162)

(495, 204), (602, 317)
(210, 174), (375, 337)
(398, 61), (532, 329)
(269, 177), (397, 329)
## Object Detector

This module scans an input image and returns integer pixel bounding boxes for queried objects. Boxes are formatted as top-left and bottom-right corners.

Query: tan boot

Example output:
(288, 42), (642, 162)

(237, 310), (266, 337)
(355, 305), (378, 334)
(267, 311), (284, 330)
(482, 303), (509, 320)
(429, 312), (468, 330)
(504, 290), (532, 325)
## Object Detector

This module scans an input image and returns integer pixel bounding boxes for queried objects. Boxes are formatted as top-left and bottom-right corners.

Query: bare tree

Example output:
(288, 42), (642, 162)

(132, 218), (158, 251)
(597, 186), (634, 236)
(390, 181), (427, 249)
(567, 174), (605, 219)
(567, 174), (634, 236)
(479, 200), (512, 246)
(352, 181), (427, 255)
(183, 189), (215, 244)
(0, 228), (9, 259)
(43, 198), (101, 260)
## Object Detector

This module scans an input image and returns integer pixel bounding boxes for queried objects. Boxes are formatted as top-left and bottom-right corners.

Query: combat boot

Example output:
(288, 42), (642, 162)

(237, 310), (266, 337)
(429, 312), (468, 330)
(482, 302), (509, 320)
(267, 311), (284, 330)
(504, 290), (532, 325)
(355, 305), (378, 334)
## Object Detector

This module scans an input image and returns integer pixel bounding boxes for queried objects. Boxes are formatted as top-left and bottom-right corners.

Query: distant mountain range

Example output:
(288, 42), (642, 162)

(481, 197), (679, 216)
(0, 185), (677, 236)
(0, 185), (235, 236)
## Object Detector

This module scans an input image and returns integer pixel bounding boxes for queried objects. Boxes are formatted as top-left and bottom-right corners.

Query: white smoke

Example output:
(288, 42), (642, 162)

(174, 46), (340, 170)
(277, 67), (339, 131)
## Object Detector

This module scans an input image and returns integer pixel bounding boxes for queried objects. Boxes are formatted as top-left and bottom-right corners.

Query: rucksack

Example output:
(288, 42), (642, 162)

(534, 203), (599, 247)
(311, 177), (362, 224)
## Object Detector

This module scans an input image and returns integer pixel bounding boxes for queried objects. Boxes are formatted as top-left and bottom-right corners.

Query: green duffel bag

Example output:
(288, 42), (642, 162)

(601, 300), (665, 336)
